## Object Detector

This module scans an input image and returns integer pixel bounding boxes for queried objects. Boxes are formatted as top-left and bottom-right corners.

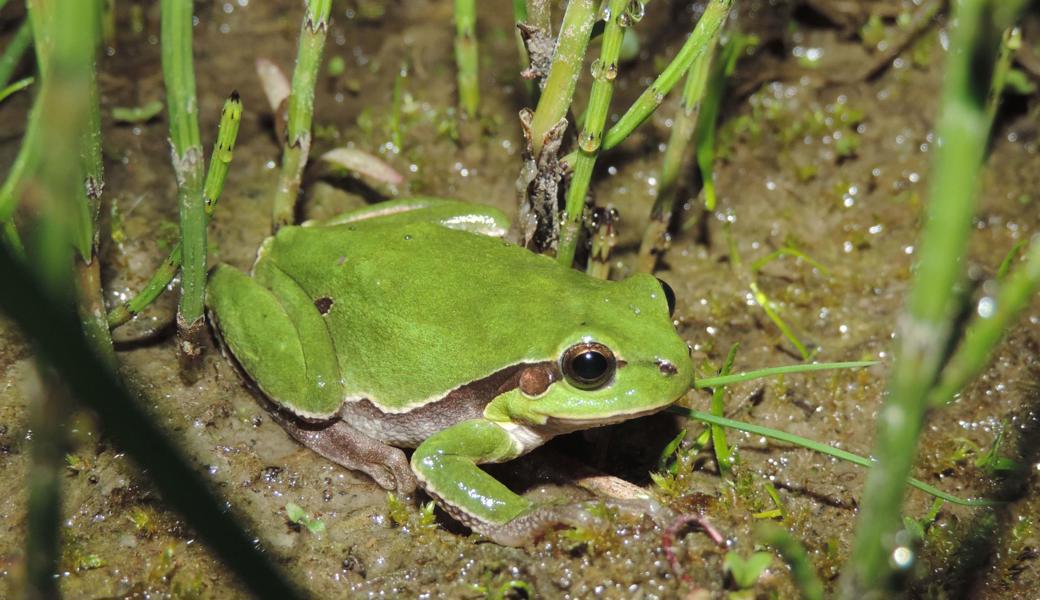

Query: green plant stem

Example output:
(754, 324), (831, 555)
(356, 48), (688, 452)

(0, 75), (33, 102)
(527, 0), (595, 158)
(693, 31), (750, 212)
(0, 243), (305, 600)
(842, 1), (1028, 596)
(22, 1), (100, 595)
(555, 0), (627, 267)
(454, 0), (478, 117)
(985, 26), (1019, 127)
(668, 407), (996, 507)
(271, 0), (331, 231)
(755, 523), (824, 600)
(0, 20), (32, 88)
(107, 92), (242, 328)
(694, 361), (877, 388)
(75, 16), (115, 366)
(161, 0), (207, 369)
(637, 37), (714, 272)
(563, 0), (730, 167)
(25, 367), (66, 600)
(512, 0), (535, 100)
(710, 343), (738, 474)
(929, 235), (1040, 406)
(525, 0), (550, 32)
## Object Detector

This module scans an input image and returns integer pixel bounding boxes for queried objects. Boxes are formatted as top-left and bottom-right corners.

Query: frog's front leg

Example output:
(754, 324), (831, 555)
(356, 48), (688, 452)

(411, 419), (600, 546)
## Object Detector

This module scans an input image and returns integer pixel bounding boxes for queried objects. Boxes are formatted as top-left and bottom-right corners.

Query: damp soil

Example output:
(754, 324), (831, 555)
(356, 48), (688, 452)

(2, 1), (1040, 598)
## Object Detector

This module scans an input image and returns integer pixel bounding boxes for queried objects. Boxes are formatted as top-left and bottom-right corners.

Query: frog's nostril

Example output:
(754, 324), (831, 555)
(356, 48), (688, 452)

(656, 360), (677, 376)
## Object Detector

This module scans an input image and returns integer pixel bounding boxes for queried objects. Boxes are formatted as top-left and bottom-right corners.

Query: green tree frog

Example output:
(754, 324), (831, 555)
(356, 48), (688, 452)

(206, 198), (693, 545)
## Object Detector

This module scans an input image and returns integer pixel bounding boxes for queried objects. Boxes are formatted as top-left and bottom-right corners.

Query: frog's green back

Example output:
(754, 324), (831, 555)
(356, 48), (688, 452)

(262, 215), (676, 412)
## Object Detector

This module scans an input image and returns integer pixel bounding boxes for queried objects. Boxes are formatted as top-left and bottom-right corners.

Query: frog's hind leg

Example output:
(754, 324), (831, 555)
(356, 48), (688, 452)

(313, 197), (510, 237)
(208, 264), (417, 493)
(207, 264), (342, 419)
(272, 413), (418, 494)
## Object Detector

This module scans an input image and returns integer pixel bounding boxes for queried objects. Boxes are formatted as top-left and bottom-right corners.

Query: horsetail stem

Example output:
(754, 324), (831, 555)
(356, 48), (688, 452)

(527, 0), (595, 158)
(637, 35), (715, 273)
(842, 1), (1030, 595)
(560, 0), (731, 166)
(555, 0), (630, 267)
(271, 0), (331, 231)
(161, 0), (207, 370)
(454, 0), (479, 117)
(107, 92), (243, 329)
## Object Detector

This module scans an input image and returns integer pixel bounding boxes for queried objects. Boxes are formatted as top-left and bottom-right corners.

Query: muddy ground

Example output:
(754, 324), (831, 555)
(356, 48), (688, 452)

(1, 0), (1039, 598)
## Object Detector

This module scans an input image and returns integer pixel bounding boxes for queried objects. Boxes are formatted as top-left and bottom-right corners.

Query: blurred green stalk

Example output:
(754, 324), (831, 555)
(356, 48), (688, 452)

(0, 243), (305, 600)
(755, 523), (824, 600)
(454, 0), (478, 117)
(271, 0), (331, 231)
(842, 1), (1028, 596)
(161, 0), (207, 370)
(556, 0), (628, 267)
(0, 19), (32, 88)
(107, 92), (242, 328)
(527, 0), (595, 158)
(637, 36), (715, 272)
(22, 0), (100, 596)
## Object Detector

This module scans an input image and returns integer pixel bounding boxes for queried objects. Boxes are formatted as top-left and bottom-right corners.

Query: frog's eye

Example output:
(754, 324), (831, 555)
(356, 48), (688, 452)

(561, 342), (616, 390)
(656, 277), (676, 317)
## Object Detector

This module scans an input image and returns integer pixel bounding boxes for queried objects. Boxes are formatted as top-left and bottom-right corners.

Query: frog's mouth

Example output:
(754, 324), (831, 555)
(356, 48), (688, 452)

(541, 401), (675, 434)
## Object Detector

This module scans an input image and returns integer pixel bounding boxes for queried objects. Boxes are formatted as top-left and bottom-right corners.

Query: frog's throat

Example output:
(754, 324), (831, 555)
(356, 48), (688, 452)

(496, 402), (672, 457)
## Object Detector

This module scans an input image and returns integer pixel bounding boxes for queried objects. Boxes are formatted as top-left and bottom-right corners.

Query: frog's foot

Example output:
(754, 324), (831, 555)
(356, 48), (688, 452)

(458, 502), (604, 547)
(451, 498), (665, 547)
(278, 416), (418, 495)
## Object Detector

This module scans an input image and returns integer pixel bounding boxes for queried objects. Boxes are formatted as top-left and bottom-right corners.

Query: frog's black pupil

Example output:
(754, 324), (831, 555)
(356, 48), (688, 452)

(657, 277), (676, 316)
(572, 351), (608, 382)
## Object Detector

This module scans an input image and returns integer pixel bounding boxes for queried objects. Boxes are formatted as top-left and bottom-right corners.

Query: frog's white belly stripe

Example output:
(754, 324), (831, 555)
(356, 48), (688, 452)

(497, 422), (556, 456)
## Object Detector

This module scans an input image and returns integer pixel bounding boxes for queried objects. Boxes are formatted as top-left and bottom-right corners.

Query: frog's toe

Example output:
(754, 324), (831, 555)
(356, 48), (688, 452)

(363, 451), (418, 496)
(472, 498), (666, 547)
(465, 503), (602, 547)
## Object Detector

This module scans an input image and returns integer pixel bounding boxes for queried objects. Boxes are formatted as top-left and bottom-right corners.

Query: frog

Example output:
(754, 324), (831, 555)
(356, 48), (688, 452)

(206, 197), (694, 546)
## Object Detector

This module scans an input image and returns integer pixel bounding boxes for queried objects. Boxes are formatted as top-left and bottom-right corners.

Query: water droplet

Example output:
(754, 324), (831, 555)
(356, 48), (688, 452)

(600, 6), (612, 21)
(403, 234), (412, 240)
(578, 130), (601, 152)
(625, 0), (645, 22)
(652, 89), (665, 104)
(616, 12), (631, 28)
(603, 62), (618, 81)
(590, 58), (604, 79)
